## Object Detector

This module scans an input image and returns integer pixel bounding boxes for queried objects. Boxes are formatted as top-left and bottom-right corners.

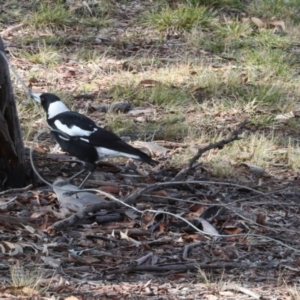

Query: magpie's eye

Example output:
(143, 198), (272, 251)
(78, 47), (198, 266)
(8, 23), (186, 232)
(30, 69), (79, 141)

(40, 96), (45, 102)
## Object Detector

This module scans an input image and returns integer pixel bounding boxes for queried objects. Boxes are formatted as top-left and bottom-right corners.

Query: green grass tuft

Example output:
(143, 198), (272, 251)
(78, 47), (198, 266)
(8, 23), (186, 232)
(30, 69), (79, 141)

(144, 5), (217, 30)
(186, 0), (246, 9)
(22, 45), (63, 65)
(28, 2), (72, 29)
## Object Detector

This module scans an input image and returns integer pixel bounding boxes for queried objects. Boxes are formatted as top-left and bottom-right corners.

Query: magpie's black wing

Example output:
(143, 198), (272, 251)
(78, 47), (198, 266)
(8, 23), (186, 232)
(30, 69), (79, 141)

(49, 111), (99, 133)
(51, 111), (125, 142)
(50, 111), (158, 165)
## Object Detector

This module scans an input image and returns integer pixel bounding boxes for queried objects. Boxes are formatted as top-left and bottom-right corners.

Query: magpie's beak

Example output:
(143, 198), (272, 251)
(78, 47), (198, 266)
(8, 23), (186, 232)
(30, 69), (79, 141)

(31, 93), (42, 103)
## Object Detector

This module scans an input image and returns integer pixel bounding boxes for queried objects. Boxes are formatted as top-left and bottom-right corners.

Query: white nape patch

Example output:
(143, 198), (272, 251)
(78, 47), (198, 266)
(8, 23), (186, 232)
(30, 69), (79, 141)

(96, 147), (140, 160)
(48, 101), (70, 119)
(31, 93), (42, 103)
(54, 120), (97, 136)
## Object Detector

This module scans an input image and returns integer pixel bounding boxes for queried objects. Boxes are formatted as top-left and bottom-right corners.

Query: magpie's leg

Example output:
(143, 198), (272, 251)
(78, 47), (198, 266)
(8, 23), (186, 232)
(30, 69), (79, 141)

(68, 162), (95, 188)
(78, 171), (93, 189)
(68, 168), (87, 183)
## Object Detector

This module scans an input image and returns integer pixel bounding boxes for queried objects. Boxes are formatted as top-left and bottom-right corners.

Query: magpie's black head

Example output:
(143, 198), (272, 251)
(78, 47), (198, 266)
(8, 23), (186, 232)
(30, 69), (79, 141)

(31, 92), (70, 118)
(31, 93), (61, 112)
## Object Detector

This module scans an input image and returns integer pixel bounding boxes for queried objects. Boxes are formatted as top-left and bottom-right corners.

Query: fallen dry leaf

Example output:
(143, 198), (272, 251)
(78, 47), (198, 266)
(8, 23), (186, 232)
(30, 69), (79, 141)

(223, 226), (242, 235)
(22, 286), (40, 296)
(127, 107), (157, 116)
(251, 17), (265, 28)
(133, 141), (169, 156)
(41, 255), (61, 268)
(100, 185), (120, 194)
(268, 19), (285, 31)
(275, 111), (294, 121)
(154, 190), (168, 197)
(139, 79), (162, 87)
(203, 294), (218, 300)
(189, 204), (205, 215)
(120, 230), (142, 245)
(256, 213), (266, 225)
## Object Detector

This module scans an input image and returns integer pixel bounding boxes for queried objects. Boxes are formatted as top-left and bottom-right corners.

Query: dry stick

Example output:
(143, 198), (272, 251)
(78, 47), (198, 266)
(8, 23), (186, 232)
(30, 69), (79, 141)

(173, 119), (249, 181)
(190, 120), (249, 167)
(0, 196), (17, 206)
(0, 23), (24, 36)
(30, 130), (55, 187)
(0, 185), (32, 196)
(123, 180), (268, 205)
(143, 193), (286, 207)
(0, 50), (33, 101)
(103, 261), (254, 275)
(230, 286), (260, 300)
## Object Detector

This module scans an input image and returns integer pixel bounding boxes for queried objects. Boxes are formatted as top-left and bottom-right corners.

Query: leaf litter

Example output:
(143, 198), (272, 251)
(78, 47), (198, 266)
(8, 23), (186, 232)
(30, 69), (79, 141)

(1, 0), (300, 299)
(1, 126), (300, 299)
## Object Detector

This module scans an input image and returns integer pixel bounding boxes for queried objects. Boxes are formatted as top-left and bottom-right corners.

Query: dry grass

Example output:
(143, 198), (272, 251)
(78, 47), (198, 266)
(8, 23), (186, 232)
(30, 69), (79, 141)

(7, 264), (49, 297)
(2, 0), (300, 181)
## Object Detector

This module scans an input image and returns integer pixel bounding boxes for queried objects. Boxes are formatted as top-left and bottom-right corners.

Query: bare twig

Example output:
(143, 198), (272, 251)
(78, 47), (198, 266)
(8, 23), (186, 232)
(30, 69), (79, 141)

(173, 120), (249, 181)
(189, 120), (249, 167)
(0, 184), (32, 196)
(30, 130), (54, 187)
(0, 23), (24, 37)
(123, 180), (267, 204)
(224, 285), (261, 299)
(0, 196), (17, 206)
(103, 261), (254, 275)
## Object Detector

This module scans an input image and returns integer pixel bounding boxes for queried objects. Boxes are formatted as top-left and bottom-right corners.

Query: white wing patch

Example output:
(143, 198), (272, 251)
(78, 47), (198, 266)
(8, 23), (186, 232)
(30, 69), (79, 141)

(48, 101), (70, 119)
(96, 147), (140, 160)
(54, 120), (97, 137)
(58, 135), (70, 141)
(80, 137), (89, 143)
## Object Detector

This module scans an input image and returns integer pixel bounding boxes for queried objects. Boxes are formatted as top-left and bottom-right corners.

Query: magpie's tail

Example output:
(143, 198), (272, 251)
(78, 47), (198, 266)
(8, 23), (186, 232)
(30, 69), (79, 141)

(137, 149), (159, 166)
(104, 139), (159, 166)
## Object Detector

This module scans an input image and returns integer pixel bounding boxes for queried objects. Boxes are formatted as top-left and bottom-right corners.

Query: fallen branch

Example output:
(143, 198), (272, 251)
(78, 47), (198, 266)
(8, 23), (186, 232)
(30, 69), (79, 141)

(103, 261), (254, 275)
(0, 23), (24, 37)
(173, 120), (249, 180)
(224, 285), (261, 299)
(189, 120), (249, 167)
(0, 184), (32, 196)
(123, 180), (267, 205)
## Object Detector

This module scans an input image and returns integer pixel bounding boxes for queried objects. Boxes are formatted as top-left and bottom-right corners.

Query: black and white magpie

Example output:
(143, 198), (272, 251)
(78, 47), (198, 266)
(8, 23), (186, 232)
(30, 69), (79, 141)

(32, 93), (158, 186)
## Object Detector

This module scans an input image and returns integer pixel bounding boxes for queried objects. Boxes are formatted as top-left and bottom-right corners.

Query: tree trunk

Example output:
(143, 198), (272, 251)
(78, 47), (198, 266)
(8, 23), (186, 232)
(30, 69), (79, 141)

(0, 36), (29, 188)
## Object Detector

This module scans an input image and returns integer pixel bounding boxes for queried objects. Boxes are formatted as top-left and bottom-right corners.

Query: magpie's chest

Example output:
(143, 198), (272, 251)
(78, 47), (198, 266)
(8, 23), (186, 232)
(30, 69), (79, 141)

(49, 125), (98, 164)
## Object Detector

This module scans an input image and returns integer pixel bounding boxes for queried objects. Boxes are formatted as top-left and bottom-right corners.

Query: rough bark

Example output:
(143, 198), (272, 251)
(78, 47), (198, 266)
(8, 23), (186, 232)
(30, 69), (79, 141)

(0, 36), (29, 188)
